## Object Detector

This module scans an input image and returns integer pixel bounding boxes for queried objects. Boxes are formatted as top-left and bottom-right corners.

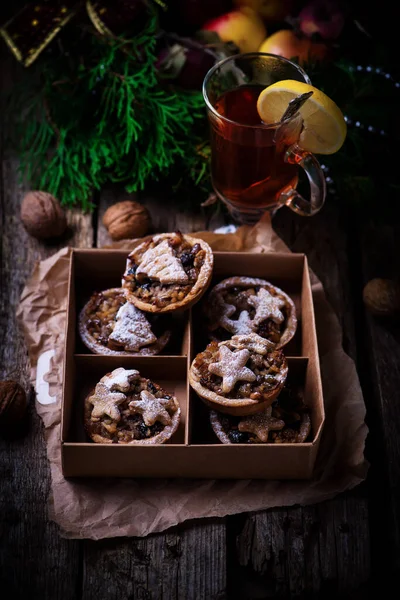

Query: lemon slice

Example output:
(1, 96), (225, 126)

(257, 79), (347, 155)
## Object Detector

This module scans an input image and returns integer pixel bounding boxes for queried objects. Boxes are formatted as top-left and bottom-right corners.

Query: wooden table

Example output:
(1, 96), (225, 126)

(1, 62), (400, 600)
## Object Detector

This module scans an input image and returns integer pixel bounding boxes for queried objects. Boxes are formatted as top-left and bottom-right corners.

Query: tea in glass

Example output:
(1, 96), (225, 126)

(203, 53), (326, 224)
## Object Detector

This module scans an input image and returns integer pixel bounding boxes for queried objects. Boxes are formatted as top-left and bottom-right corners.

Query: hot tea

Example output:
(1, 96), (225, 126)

(203, 53), (328, 222)
(210, 85), (299, 210)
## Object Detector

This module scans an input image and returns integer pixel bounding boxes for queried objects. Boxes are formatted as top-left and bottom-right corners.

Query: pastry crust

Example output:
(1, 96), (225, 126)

(204, 276), (297, 349)
(189, 334), (288, 416)
(79, 287), (171, 355)
(84, 368), (181, 445)
(210, 407), (311, 444)
(122, 232), (214, 313)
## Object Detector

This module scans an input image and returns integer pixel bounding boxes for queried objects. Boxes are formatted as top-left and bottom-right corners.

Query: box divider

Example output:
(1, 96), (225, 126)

(185, 308), (193, 445)
(61, 250), (75, 442)
(301, 256), (325, 433)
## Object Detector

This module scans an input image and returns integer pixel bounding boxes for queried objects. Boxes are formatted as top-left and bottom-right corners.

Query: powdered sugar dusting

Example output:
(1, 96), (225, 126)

(89, 384), (126, 421)
(136, 239), (188, 284)
(100, 367), (139, 392)
(128, 390), (176, 426)
(208, 345), (256, 394)
(248, 287), (286, 326)
(109, 303), (157, 351)
(221, 310), (255, 336)
(238, 407), (285, 442)
(228, 334), (274, 355)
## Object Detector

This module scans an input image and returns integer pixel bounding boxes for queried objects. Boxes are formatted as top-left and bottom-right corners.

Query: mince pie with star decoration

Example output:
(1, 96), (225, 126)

(79, 287), (171, 355)
(204, 276), (297, 348)
(189, 334), (288, 416)
(84, 367), (181, 444)
(122, 232), (214, 313)
(209, 381), (312, 444)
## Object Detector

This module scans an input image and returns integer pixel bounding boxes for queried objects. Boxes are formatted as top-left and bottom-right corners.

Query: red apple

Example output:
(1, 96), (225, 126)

(298, 0), (345, 40)
(202, 8), (267, 53)
(259, 29), (330, 65)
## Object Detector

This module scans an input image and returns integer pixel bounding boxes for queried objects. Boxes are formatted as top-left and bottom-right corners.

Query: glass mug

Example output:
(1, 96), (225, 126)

(203, 52), (326, 224)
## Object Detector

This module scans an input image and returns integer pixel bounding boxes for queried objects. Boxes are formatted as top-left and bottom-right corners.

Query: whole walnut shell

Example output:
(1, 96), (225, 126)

(363, 278), (400, 317)
(20, 191), (67, 239)
(0, 381), (28, 433)
(103, 200), (151, 241)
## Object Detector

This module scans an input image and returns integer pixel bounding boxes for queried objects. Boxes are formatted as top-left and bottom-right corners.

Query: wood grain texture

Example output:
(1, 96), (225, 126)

(358, 221), (400, 581)
(82, 520), (226, 600)
(0, 153), (93, 598)
(96, 187), (227, 248)
(233, 497), (371, 599)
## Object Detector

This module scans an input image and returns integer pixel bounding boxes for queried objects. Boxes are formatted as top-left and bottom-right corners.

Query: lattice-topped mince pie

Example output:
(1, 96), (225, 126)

(204, 277), (297, 348)
(79, 288), (171, 355)
(189, 334), (288, 416)
(210, 382), (311, 443)
(122, 232), (214, 313)
(84, 367), (181, 444)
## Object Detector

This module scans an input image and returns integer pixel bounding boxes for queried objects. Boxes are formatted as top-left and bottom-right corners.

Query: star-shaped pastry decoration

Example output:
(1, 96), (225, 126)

(229, 334), (274, 354)
(238, 407), (285, 442)
(128, 390), (175, 426)
(207, 298), (235, 331)
(89, 385), (126, 421)
(220, 310), (255, 336)
(248, 288), (286, 326)
(208, 345), (256, 394)
(100, 367), (139, 392)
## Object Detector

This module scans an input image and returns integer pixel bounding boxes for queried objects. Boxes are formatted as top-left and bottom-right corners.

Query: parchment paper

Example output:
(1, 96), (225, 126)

(16, 214), (369, 540)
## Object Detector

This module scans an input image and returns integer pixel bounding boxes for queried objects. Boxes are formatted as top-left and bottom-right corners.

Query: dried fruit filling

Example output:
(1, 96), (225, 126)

(85, 290), (164, 349)
(219, 384), (312, 444)
(86, 290), (126, 347)
(194, 341), (286, 400)
(87, 379), (175, 443)
(214, 286), (288, 344)
(123, 233), (206, 307)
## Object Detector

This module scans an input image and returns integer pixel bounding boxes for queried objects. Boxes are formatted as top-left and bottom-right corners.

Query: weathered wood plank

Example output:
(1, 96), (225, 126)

(358, 220), (400, 579)
(0, 152), (93, 598)
(234, 497), (371, 599)
(82, 520), (227, 600)
(96, 187), (227, 248)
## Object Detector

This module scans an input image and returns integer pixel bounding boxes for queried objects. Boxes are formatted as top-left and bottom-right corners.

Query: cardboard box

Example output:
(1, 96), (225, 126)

(61, 249), (324, 479)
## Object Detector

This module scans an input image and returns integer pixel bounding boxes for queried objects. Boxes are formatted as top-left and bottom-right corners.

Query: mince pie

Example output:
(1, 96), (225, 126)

(84, 367), (181, 444)
(79, 288), (171, 355)
(122, 231), (214, 313)
(210, 382), (311, 443)
(204, 276), (297, 348)
(189, 334), (288, 416)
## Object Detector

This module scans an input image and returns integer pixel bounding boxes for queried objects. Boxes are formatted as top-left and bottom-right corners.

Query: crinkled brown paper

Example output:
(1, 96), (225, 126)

(16, 214), (369, 540)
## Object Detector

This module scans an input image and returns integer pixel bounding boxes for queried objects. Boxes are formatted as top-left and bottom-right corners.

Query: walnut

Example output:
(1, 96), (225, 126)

(0, 381), (28, 433)
(363, 278), (400, 317)
(103, 200), (151, 241)
(20, 191), (67, 239)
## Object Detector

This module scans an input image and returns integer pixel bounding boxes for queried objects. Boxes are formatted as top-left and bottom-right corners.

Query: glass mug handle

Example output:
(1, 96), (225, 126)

(279, 144), (326, 216)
